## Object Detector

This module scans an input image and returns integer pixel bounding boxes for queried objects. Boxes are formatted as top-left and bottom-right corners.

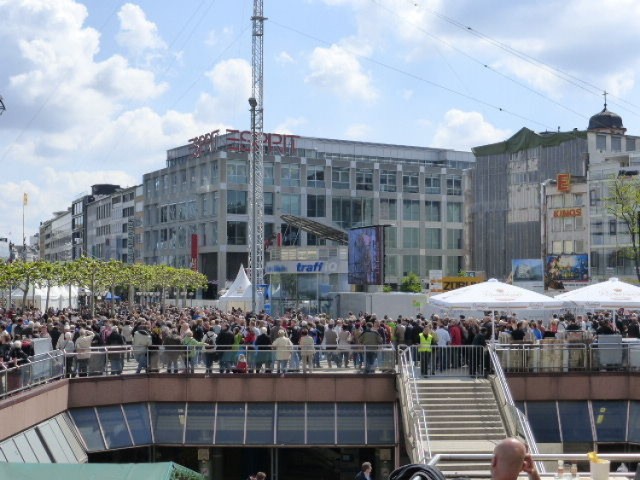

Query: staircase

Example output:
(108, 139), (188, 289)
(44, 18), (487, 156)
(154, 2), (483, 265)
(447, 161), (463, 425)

(415, 378), (507, 475)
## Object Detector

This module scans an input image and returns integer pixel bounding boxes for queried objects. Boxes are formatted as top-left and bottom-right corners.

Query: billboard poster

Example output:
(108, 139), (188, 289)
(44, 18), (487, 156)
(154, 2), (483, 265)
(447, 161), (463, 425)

(546, 254), (589, 284)
(511, 259), (544, 282)
(348, 225), (384, 285)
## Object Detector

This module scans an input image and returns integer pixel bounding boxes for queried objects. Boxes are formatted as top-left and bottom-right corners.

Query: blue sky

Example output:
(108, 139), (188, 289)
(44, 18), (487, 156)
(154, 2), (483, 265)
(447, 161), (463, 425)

(2, 0), (640, 242)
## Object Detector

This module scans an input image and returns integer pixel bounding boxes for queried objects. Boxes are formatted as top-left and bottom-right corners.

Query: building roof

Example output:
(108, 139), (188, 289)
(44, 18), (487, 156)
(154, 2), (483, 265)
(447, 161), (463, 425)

(472, 127), (587, 156)
(588, 106), (624, 131)
(0, 462), (203, 480)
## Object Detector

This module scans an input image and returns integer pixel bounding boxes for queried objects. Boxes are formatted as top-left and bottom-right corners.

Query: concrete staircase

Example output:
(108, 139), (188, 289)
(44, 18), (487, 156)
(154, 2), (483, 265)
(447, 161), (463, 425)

(415, 378), (507, 475)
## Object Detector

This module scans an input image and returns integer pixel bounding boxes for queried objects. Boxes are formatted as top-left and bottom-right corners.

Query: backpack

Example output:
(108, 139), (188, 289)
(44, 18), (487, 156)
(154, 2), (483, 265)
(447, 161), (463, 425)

(388, 464), (448, 480)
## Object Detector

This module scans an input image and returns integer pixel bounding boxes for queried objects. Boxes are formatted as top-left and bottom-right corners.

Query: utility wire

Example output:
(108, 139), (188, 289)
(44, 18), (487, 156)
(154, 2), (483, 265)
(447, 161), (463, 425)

(270, 18), (550, 130)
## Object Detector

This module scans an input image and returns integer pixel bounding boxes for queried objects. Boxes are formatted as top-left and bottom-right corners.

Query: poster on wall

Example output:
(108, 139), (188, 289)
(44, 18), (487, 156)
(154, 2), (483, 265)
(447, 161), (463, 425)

(348, 226), (384, 285)
(511, 259), (544, 282)
(545, 254), (589, 288)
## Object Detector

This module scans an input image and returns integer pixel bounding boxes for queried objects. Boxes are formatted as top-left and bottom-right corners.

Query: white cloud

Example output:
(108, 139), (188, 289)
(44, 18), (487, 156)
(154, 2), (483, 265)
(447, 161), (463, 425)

(402, 89), (414, 101)
(306, 44), (378, 103)
(432, 109), (511, 151)
(116, 3), (167, 60)
(204, 26), (234, 48)
(603, 69), (636, 98)
(345, 123), (371, 140)
(276, 51), (294, 65)
(273, 117), (308, 135)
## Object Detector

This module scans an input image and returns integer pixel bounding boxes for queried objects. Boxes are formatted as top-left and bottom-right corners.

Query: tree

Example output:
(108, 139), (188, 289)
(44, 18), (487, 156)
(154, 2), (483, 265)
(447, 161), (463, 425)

(400, 272), (423, 293)
(605, 175), (640, 282)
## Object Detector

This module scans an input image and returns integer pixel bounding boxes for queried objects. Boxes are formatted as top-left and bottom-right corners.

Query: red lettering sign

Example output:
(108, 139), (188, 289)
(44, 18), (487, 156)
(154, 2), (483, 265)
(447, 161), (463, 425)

(190, 234), (198, 271)
(557, 173), (571, 192)
(188, 129), (299, 157)
(553, 208), (582, 218)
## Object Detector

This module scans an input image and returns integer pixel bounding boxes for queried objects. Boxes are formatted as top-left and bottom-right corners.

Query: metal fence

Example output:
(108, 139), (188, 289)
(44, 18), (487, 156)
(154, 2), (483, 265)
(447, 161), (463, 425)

(0, 351), (65, 400)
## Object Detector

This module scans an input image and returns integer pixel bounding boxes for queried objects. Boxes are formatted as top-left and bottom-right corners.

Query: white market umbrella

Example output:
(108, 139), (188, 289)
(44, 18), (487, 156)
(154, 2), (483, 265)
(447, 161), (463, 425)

(430, 278), (564, 342)
(554, 277), (640, 309)
(429, 278), (564, 310)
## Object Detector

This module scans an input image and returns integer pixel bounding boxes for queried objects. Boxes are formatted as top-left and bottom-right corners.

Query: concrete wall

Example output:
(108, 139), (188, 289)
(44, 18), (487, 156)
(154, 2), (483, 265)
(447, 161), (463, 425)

(507, 373), (640, 401)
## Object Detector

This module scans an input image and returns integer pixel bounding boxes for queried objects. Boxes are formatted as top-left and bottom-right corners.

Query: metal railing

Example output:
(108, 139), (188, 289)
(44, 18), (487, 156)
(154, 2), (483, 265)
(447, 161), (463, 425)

(397, 346), (432, 464)
(0, 351), (65, 399)
(428, 453), (640, 478)
(495, 341), (640, 373)
(405, 344), (487, 378)
(488, 346), (544, 474)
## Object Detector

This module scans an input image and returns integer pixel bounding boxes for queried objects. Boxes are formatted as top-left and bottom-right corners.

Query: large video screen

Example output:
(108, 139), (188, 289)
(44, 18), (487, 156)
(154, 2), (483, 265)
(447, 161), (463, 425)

(545, 254), (589, 281)
(348, 226), (384, 285)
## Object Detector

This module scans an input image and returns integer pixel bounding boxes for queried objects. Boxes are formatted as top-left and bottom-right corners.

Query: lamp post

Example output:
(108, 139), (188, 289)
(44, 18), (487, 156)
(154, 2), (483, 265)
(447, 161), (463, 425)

(540, 179), (556, 290)
(249, 96), (258, 314)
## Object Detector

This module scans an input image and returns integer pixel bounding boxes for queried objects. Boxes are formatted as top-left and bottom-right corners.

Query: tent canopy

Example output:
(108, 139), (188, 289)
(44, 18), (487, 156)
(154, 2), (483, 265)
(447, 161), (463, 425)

(0, 462), (203, 480)
(429, 278), (564, 310)
(220, 264), (251, 299)
(554, 277), (640, 308)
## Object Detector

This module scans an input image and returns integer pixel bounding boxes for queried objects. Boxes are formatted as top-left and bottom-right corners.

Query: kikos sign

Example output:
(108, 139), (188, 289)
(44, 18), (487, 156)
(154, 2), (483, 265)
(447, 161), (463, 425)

(189, 129), (299, 158)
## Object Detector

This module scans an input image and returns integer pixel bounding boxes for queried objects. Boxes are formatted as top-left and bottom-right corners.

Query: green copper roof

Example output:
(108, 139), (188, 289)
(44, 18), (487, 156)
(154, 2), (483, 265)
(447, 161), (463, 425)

(472, 127), (587, 156)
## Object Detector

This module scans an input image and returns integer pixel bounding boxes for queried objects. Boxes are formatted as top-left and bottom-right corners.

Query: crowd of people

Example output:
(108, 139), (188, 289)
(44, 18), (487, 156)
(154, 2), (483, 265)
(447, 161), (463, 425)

(0, 302), (638, 381)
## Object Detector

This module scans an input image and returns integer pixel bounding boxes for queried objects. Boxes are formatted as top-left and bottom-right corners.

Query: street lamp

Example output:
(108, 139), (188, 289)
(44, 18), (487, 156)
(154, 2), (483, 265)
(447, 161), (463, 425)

(540, 179), (556, 290)
(249, 96), (258, 314)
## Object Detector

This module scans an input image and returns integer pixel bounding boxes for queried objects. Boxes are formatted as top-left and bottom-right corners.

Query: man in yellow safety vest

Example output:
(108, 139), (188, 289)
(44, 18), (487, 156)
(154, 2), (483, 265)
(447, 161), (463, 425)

(418, 324), (436, 376)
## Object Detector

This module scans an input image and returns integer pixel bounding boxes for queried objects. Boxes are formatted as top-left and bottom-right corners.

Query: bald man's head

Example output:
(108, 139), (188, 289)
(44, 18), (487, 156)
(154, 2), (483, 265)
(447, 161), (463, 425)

(492, 438), (527, 480)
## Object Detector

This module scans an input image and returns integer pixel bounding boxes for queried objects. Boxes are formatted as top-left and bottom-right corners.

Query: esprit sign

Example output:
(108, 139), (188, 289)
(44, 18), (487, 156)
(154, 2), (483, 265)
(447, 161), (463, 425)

(189, 129), (299, 158)
(553, 208), (582, 218)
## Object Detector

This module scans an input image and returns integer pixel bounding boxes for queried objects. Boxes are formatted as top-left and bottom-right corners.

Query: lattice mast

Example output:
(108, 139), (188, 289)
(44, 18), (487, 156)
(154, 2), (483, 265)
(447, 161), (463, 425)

(248, 0), (265, 310)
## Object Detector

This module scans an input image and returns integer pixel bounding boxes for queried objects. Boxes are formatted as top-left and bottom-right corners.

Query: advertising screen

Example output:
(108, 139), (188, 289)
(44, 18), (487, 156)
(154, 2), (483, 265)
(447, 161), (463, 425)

(348, 226), (384, 285)
(511, 259), (544, 282)
(545, 254), (589, 282)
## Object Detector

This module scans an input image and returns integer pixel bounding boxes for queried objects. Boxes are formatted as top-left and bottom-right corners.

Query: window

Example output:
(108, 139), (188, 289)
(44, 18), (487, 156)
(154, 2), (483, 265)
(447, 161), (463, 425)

(426, 228), (442, 249)
(281, 194), (301, 215)
(281, 164), (300, 187)
(264, 163), (274, 186)
(446, 256), (463, 275)
(306, 165), (325, 188)
(385, 256), (398, 276)
(380, 170), (397, 192)
(227, 221), (247, 245)
(446, 175), (462, 195)
(611, 136), (622, 152)
(211, 192), (219, 217)
(563, 240), (574, 253)
(332, 197), (373, 229)
(122, 206), (134, 218)
(447, 203), (463, 222)
(425, 174), (441, 194)
(403, 173), (419, 193)
(264, 192), (274, 215)
(525, 402), (561, 443)
(403, 227), (420, 248)
(596, 134), (607, 150)
(425, 201), (441, 222)
(227, 160), (247, 183)
(552, 241), (562, 254)
(307, 194), (326, 217)
(380, 198), (397, 220)
(385, 226), (397, 248)
(403, 255), (420, 276)
(425, 255), (442, 271)
(447, 229), (463, 249)
(227, 190), (247, 214)
(592, 401), (628, 442)
(332, 167), (350, 189)
(356, 170), (373, 191)
(403, 199), (420, 221)
(201, 194), (210, 216)
(573, 193), (585, 206)
(626, 137), (636, 152)
(211, 161), (219, 184)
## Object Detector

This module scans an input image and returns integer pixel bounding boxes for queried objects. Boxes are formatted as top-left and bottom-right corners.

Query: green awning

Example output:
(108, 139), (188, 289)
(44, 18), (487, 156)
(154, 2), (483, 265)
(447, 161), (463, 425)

(0, 462), (203, 480)
(472, 127), (587, 156)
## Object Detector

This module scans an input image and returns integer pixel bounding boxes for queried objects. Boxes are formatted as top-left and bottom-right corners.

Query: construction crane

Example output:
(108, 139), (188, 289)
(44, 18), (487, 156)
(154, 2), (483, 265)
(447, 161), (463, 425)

(248, 0), (265, 313)
(0, 96), (5, 115)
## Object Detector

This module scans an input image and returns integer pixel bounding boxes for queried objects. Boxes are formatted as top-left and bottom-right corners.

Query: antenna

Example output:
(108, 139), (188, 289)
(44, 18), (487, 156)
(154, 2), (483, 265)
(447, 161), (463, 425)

(0, 96), (5, 115)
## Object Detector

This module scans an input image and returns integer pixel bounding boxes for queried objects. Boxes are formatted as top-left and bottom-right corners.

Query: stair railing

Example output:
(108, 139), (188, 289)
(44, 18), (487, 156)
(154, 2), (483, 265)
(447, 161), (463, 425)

(488, 345), (545, 474)
(397, 345), (432, 463)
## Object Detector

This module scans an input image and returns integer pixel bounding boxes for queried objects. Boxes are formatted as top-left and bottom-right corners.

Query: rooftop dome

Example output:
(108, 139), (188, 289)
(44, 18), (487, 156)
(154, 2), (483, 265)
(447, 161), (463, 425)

(588, 105), (624, 131)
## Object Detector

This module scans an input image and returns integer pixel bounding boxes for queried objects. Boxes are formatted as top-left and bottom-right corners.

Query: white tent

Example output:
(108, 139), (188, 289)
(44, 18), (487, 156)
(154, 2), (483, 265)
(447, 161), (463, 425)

(430, 278), (564, 341)
(429, 278), (565, 310)
(554, 277), (640, 309)
(9, 285), (79, 310)
(218, 265), (258, 312)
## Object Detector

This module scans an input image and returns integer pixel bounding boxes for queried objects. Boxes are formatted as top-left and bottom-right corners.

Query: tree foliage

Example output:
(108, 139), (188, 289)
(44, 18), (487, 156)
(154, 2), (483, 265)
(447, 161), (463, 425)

(400, 272), (423, 293)
(605, 174), (640, 281)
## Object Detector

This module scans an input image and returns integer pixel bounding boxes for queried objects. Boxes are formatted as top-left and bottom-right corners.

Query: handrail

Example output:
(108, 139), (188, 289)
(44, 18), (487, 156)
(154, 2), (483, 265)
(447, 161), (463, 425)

(0, 350), (65, 400)
(488, 345), (544, 473)
(397, 345), (432, 463)
(428, 452), (640, 478)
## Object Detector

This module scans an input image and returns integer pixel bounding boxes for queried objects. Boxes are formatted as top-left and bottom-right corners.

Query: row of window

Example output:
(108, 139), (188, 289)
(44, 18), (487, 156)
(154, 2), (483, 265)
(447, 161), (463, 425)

(518, 400), (640, 444)
(69, 402), (396, 451)
(147, 161), (463, 196)
(596, 134), (637, 153)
